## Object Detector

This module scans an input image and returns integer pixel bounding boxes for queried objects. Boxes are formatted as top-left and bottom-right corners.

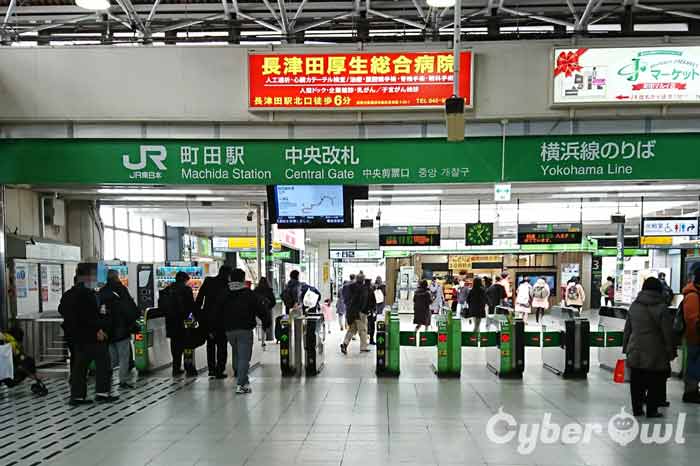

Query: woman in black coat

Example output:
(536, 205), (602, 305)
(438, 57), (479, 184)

(466, 277), (488, 332)
(254, 277), (277, 345)
(413, 280), (433, 331)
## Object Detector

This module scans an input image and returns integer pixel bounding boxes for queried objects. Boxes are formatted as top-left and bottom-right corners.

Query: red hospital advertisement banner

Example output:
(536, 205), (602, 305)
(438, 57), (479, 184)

(248, 51), (473, 110)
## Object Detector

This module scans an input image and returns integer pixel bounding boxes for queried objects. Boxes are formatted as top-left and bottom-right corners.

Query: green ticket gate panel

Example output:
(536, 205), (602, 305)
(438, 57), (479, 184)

(479, 331), (498, 347)
(375, 320), (389, 376)
(485, 316), (525, 379)
(380, 313), (400, 377)
(133, 318), (149, 372)
(542, 331), (562, 348)
(400, 331), (418, 347)
(524, 331), (542, 347)
(418, 332), (438, 347)
(134, 307), (171, 374)
(461, 331), (480, 347)
(589, 331), (606, 348)
(605, 331), (624, 347)
(434, 313), (461, 378)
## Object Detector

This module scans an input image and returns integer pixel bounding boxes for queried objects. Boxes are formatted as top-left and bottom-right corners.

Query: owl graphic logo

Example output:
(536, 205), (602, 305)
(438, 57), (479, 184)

(608, 407), (639, 446)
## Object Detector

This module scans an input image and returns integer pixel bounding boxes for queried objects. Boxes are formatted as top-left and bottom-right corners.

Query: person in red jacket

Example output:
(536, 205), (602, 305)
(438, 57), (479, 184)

(682, 268), (700, 404)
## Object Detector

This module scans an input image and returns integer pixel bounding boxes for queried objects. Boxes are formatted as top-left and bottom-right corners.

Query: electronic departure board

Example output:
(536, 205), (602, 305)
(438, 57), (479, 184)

(379, 225), (441, 247)
(517, 223), (583, 245)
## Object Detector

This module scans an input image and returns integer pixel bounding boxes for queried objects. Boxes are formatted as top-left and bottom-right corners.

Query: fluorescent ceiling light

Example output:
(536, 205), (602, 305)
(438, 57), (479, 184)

(369, 196), (442, 202)
(195, 197), (226, 202)
(75, 0), (109, 10)
(369, 189), (444, 196)
(563, 184), (691, 193)
(426, 0), (456, 7)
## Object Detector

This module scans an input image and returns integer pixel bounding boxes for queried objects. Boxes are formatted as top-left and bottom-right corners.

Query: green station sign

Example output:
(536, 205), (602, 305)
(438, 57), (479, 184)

(504, 133), (700, 182)
(0, 133), (698, 185)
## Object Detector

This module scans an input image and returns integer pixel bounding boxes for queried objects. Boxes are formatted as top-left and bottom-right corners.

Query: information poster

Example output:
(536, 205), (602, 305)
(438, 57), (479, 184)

(15, 264), (28, 299)
(553, 46), (700, 104)
(40, 264), (63, 312)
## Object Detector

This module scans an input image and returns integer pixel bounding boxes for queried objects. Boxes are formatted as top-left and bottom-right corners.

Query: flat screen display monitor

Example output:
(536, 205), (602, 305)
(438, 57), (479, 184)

(516, 272), (557, 293)
(267, 185), (354, 229)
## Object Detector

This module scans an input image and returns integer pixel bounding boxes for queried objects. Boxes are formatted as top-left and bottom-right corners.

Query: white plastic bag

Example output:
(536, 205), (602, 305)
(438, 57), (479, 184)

(0, 344), (14, 381)
(374, 289), (385, 304)
(303, 288), (320, 309)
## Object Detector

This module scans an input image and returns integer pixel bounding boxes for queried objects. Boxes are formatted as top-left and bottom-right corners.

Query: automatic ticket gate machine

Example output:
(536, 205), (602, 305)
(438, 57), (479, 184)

(376, 310), (401, 377)
(279, 309), (325, 377)
(484, 307), (525, 379)
(304, 312), (325, 376)
(540, 306), (591, 378)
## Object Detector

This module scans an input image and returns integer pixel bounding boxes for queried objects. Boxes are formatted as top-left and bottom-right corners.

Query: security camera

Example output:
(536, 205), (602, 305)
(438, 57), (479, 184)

(375, 210), (381, 221)
(246, 211), (254, 222)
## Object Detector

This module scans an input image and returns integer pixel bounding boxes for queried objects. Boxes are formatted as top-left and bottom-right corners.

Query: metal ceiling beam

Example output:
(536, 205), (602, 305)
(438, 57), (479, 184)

(295, 12), (354, 33)
(236, 11), (282, 33)
(565, 0), (579, 23)
(17, 13), (97, 35)
(114, 0), (147, 34)
(635, 1), (700, 21)
(439, 8), (488, 30)
(107, 11), (133, 30)
(411, 0), (427, 22)
(576, 0), (604, 31)
(154, 13), (226, 33)
(291, 0), (307, 27)
(499, 6), (574, 28)
(367, 0), (426, 30)
(2, 0), (16, 28)
(146, 0), (162, 28)
(261, 0), (282, 27)
(277, 0), (291, 34)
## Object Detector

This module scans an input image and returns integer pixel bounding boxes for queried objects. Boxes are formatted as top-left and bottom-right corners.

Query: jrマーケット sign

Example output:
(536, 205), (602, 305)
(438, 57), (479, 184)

(553, 46), (700, 105)
(248, 51), (473, 110)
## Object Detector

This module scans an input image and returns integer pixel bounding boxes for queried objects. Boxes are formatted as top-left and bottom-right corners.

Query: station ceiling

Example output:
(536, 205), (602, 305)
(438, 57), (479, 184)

(32, 180), (700, 249)
(0, 0), (699, 45)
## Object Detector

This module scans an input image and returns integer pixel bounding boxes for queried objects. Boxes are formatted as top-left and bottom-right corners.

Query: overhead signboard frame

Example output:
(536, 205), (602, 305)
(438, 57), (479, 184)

(248, 50), (474, 111)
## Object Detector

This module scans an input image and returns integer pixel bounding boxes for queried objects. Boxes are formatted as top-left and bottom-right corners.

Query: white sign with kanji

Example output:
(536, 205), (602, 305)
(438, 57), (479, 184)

(553, 47), (700, 104)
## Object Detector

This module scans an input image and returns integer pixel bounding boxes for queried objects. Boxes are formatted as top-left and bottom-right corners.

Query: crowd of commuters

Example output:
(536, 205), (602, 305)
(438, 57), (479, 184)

(39, 262), (700, 415)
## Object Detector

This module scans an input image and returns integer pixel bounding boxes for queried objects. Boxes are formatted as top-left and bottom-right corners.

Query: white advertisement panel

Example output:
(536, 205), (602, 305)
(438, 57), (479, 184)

(553, 47), (700, 105)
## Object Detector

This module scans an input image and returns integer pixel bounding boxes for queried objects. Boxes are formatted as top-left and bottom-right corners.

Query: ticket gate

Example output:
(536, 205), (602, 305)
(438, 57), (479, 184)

(596, 306), (628, 377)
(484, 311), (525, 379)
(304, 313), (325, 376)
(540, 306), (590, 378)
(279, 310), (325, 377)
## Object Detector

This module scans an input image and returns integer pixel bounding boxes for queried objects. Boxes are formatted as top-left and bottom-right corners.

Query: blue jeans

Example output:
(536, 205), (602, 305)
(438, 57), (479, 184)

(226, 329), (254, 386)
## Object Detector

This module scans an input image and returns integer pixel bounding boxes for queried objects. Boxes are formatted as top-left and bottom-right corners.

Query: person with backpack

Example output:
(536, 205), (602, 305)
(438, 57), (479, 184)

(195, 266), (232, 378)
(300, 282), (322, 314)
(565, 276), (586, 312)
(466, 277), (487, 332)
(515, 277), (534, 321)
(254, 277), (277, 346)
(99, 270), (140, 389)
(281, 270), (302, 314)
(61, 264), (116, 405)
(658, 272), (674, 306)
(457, 279), (470, 318)
(486, 276), (507, 313)
(623, 277), (677, 417)
(219, 268), (271, 394)
(340, 273), (370, 354)
(681, 268), (700, 404)
(160, 271), (197, 377)
(428, 277), (445, 314)
(531, 277), (551, 324)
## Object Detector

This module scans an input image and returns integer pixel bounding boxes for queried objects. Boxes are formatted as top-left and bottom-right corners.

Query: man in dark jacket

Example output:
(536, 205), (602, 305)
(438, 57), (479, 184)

(99, 270), (139, 389)
(340, 273), (370, 354)
(219, 268), (270, 394)
(59, 263), (116, 405)
(196, 265), (232, 378)
(160, 271), (197, 377)
(281, 270), (302, 313)
(486, 277), (507, 313)
(623, 277), (677, 417)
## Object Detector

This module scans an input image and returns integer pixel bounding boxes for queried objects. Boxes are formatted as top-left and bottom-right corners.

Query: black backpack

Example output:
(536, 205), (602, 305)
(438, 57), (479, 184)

(281, 284), (297, 311)
(674, 291), (698, 336)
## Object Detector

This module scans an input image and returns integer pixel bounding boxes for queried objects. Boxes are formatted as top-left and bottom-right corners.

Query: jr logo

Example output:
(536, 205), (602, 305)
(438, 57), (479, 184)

(122, 145), (168, 171)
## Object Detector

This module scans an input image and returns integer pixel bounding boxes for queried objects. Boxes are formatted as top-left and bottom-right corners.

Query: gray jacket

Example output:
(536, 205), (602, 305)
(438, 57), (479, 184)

(623, 290), (676, 372)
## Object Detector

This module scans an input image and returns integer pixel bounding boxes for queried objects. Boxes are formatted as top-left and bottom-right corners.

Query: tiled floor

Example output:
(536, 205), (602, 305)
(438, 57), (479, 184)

(9, 314), (700, 466)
